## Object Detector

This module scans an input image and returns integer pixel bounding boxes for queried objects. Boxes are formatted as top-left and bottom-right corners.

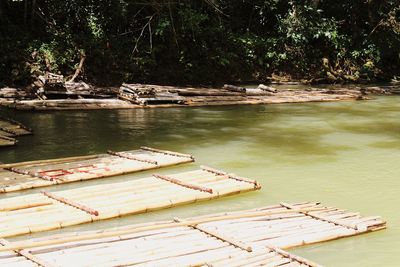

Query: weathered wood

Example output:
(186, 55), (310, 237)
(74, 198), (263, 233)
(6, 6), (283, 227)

(223, 84), (246, 93)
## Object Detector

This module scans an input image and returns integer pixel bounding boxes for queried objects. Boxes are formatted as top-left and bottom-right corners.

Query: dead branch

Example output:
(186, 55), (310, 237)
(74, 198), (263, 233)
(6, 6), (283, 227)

(68, 50), (86, 83)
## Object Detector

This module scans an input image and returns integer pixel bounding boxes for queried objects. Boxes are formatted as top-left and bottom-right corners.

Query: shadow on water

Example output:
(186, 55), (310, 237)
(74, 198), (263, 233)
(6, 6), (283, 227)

(0, 103), (358, 163)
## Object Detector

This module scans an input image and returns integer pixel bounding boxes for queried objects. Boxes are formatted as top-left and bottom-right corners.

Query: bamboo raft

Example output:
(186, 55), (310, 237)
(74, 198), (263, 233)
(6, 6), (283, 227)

(0, 167), (261, 238)
(0, 147), (194, 193)
(0, 117), (32, 147)
(0, 202), (385, 266)
(3, 83), (371, 110)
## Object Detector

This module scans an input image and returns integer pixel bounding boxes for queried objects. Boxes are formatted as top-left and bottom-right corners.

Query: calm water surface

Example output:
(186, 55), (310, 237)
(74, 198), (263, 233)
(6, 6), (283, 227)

(0, 96), (399, 266)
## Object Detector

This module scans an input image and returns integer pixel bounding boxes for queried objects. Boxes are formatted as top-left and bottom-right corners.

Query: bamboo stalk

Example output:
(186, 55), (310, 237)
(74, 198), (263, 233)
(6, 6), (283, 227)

(0, 238), (54, 267)
(0, 207), (329, 252)
(107, 150), (158, 165)
(153, 174), (213, 194)
(0, 155), (101, 169)
(141, 146), (194, 159)
(175, 217), (252, 252)
(201, 165), (260, 188)
(280, 202), (358, 230)
(42, 191), (99, 216)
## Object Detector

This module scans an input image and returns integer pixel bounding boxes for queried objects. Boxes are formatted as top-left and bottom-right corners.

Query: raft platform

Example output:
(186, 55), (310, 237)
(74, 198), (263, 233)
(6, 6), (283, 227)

(0, 147), (194, 193)
(0, 202), (385, 266)
(0, 167), (261, 238)
(0, 117), (32, 147)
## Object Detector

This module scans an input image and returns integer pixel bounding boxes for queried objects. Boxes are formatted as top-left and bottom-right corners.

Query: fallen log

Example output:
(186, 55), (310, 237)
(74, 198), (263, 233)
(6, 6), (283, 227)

(257, 84), (277, 93)
(223, 84), (246, 93)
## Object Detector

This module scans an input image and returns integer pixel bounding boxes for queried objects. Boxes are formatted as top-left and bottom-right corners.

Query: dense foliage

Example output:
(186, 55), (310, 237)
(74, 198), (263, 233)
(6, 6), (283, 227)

(1, 0), (399, 86)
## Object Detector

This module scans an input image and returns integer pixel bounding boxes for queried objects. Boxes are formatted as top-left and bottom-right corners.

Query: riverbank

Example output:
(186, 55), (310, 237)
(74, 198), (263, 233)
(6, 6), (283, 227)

(1, 83), (399, 111)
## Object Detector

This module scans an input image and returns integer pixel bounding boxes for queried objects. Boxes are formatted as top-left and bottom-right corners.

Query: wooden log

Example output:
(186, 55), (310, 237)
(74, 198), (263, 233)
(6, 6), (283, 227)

(42, 191), (99, 216)
(153, 174), (213, 194)
(223, 84), (246, 93)
(257, 84), (277, 93)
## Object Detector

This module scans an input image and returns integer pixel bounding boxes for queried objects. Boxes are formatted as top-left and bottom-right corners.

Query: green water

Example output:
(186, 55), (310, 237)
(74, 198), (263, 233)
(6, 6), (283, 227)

(1, 96), (399, 266)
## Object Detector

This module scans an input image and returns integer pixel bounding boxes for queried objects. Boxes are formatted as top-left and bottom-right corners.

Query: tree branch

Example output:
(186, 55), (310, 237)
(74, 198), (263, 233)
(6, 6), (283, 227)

(68, 51), (86, 82)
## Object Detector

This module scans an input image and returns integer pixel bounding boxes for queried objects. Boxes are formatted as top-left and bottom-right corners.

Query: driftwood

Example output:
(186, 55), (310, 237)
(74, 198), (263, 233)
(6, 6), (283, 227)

(257, 83), (277, 92)
(223, 84), (246, 93)
(119, 83), (185, 105)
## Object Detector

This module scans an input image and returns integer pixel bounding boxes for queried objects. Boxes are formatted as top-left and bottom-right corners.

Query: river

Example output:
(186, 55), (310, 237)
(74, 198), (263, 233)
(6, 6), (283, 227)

(0, 95), (399, 266)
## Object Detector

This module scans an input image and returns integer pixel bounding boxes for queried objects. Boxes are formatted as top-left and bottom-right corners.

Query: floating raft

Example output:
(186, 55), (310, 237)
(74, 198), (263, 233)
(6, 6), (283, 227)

(0, 117), (32, 147)
(0, 147), (194, 193)
(0, 202), (385, 266)
(0, 135), (16, 147)
(0, 167), (260, 238)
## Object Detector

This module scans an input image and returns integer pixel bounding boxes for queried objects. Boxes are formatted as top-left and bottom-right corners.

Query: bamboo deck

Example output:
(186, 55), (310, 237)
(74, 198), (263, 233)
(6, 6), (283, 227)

(0, 167), (261, 238)
(0, 117), (32, 147)
(0, 202), (385, 266)
(0, 147), (194, 193)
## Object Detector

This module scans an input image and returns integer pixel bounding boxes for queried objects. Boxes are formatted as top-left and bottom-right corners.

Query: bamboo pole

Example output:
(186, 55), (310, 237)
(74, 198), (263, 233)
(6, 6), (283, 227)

(175, 217), (252, 252)
(42, 191), (99, 216)
(107, 150), (158, 165)
(0, 155), (101, 169)
(0, 238), (54, 267)
(140, 146), (194, 159)
(153, 174), (213, 193)
(280, 202), (358, 230)
(0, 207), (329, 252)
